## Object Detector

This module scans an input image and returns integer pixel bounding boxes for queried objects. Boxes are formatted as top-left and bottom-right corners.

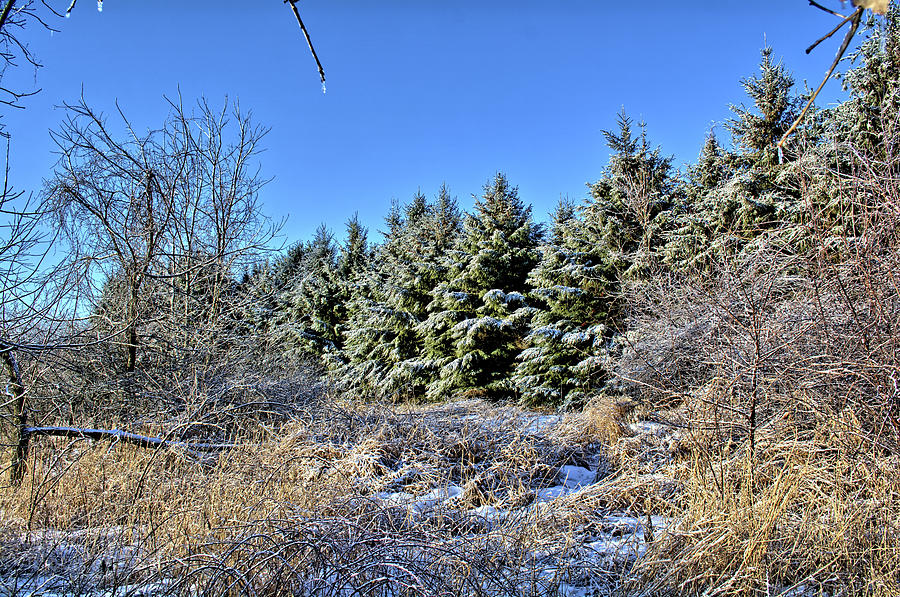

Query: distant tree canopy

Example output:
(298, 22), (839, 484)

(6, 2), (900, 409)
(245, 8), (900, 405)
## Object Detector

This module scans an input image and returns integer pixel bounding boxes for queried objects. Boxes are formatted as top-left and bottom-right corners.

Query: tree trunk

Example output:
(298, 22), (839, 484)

(1, 342), (29, 485)
(125, 278), (140, 373)
(125, 323), (138, 373)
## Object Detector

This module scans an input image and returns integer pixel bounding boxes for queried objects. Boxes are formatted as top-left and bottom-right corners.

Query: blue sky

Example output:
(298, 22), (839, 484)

(2, 1), (865, 246)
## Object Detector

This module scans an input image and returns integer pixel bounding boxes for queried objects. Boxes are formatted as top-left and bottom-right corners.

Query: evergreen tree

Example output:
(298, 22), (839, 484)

(665, 46), (805, 269)
(338, 204), (408, 395)
(582, 109), (675, 280)
(276, 224), (343, 358)
(663, 130), (733, 270)
(330, 213), (373, 366)
(690, 130), (730, 192)
(340, 187), (462, 398)
(727, 45), (802, 168)
(420, 173), (542, 400)
(338, 213), (371, 282)
(829, 7), (900, 159)
(512, 199), (616, 405)
(233, 259), (282, 350)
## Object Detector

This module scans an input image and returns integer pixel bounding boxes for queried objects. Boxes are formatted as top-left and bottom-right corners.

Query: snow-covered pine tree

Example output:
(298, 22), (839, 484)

(828, 6), (900, 160)
(339, 196), (419, 395)
(340, 188), (463, 398)
(662, 130), (733, 271)
(329, 213), (373, 368)
(338, 213), (371, 286)
(393, 185), (465, 396)
(421, 173), (542, 400)
(728, 46), (802, 169)
(275, 223), (343, 359)
(582, 109), (675, 281)
(512, 199), (617, 406)
(675, 46), (804, 266)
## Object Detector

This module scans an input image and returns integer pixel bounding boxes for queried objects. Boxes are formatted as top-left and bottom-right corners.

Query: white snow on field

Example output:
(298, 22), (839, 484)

(377, 485), (464, 515)
(525, 413), (563, 434)
(470, 504), (504, 523)
(559, 465), (595, 489)
(534, 485), (569, 502)
(628, 421), (671, 437)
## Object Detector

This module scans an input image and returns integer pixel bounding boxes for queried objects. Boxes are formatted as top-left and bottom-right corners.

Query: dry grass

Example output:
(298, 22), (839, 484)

(0, 397), (656, 596)
(630, 409), (900, 596)
(610, 137), (900, 595)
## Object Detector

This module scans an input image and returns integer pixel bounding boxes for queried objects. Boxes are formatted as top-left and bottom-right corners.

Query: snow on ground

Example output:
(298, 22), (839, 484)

(0, 404), (688, 596)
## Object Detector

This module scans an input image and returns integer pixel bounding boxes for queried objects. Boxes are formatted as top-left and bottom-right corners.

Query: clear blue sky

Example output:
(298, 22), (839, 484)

(3, 1), (863, 246)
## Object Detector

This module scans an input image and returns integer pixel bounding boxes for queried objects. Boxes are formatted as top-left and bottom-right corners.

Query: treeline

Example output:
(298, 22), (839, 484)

(231, 19), (900, 405)
(53, 14), (899, 411)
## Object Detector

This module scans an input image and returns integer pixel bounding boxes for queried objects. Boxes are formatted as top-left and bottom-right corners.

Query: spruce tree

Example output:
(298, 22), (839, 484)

(663, 130), (733, 270)
(420, 173), (542, 400)
(276, 224), (343, 359)
(582, 109), (675, 281)
(666, 46), (804, 269)
(727, 46), (801, 168)
(330, 213), (372, 367)
(829, 7), (900, 159)
(340, 187), (462, 398)
(338, 209), (404, 394)
(512, 199), (616, 405)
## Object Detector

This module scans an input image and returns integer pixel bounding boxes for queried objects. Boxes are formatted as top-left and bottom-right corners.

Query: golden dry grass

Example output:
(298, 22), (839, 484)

(630, 409), (900, 596)
(0, 398), (648, 596)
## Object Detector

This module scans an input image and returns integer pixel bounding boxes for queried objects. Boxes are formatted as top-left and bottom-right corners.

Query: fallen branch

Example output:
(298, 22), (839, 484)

(21, 426), (236, 452)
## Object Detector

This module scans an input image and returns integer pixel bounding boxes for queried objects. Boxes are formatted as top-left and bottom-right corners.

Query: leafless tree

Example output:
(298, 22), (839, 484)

(44, 96), (276, 374)
(0, 1), (321, 483)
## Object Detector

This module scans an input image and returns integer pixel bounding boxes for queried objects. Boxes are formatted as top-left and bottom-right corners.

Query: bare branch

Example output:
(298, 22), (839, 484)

(286, 0), (326, 90)
(778, 7), (863, 150)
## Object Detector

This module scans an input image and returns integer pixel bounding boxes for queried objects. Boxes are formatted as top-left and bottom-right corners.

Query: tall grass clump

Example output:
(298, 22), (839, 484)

(618, 129), (900, 595)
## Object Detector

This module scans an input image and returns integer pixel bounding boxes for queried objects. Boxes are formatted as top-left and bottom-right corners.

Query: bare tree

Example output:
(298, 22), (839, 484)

(0, 1), (320, 483)
(45, 96), (276, 373)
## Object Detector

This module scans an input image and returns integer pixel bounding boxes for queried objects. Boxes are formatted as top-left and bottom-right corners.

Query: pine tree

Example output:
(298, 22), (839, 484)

(276, 224), (343, 358)
(339, 187), (462, 398)
(330, 213), (372, 367)
(339, 198), (415, 395)
(512, 199), (616, 405)
(829, 7), (900, 159)
(666, 47), (805, 269)
(338, 213), (371, 282)
(583, 109), (675, 280)
(663, 130), (733, 270)
(420, 173), (542, 400)
(727, 45), (801, 168)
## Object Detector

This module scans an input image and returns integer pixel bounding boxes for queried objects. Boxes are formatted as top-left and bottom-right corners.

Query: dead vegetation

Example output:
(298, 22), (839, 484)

(609, 136), (900, 595)
(0, 394), (678, 596)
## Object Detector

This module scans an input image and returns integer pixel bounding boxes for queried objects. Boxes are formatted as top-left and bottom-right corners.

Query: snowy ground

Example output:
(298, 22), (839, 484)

(0, 400), (682, 596)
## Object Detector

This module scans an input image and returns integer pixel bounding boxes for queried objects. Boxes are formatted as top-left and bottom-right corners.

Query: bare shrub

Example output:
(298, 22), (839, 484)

(614, 122), (900, 593)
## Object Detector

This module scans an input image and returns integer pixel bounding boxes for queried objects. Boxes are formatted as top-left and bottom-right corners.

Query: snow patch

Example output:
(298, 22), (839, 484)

(559, 465), (595, 490)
